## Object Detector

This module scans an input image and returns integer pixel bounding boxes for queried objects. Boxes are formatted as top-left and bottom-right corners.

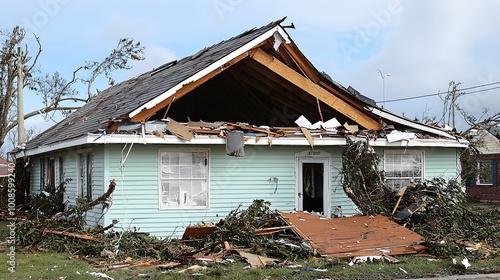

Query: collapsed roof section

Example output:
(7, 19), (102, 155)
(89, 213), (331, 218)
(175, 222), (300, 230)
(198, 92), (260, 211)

(25, 17), (465, 153)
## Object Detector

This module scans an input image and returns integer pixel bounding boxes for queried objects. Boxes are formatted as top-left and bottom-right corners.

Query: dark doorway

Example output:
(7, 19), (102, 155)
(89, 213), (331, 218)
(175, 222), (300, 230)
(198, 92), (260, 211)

(302, 162), (324, 213)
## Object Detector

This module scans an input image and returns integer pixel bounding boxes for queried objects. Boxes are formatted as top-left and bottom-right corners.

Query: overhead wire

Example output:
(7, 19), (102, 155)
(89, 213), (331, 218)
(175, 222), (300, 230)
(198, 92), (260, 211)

(379, 81), (500, 103)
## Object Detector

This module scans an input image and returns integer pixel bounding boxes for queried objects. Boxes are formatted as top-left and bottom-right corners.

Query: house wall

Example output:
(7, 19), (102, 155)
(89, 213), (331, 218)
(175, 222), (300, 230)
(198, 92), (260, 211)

(28, 147), (106, 227)
(101, 144), (359, 237)
(476, 130), (500, 153)
(101, 143), (461, 238)
(28, 143), (462, 237)
(466, 153), (500, 202)
(374, 146), (461, 180)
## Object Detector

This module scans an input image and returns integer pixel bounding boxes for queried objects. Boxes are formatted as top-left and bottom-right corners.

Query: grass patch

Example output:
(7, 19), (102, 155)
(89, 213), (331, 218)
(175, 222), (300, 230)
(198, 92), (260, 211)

(1, 250), (498, 279)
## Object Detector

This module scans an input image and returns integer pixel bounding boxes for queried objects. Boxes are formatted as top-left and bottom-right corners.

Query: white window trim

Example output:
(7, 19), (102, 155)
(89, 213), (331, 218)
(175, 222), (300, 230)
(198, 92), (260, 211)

(158, 148), (210, 210)
(477, 160), (493, 186)
(77, 151), (93, 200)
(40, 155), (64, 191)
(384, 150), (425, 189)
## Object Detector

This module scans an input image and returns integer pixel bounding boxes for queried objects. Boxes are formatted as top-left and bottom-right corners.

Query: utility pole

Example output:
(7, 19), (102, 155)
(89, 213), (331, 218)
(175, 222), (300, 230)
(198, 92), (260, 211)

(378, 70), (391, 109)
(449, 81), (459, 130)
(17, 46), (25, 146)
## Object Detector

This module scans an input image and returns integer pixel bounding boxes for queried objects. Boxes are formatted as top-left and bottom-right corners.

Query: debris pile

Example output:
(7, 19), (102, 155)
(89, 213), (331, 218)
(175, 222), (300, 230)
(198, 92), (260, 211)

(393, 177), (500, 259)
(340, 138), (500, 260)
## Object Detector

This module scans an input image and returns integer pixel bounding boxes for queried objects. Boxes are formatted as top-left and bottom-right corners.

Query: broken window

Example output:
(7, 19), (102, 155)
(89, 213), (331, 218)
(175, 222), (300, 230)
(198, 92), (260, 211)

(40, 156), (64, 191)
(159, 149), (209, 209)
(477, 160), (495, 186)
(384, 150), (423, 191)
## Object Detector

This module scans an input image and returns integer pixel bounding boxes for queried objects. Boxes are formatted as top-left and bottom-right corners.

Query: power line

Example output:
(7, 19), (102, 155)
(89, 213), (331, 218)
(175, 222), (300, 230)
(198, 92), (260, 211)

(379, 81), (500, 103)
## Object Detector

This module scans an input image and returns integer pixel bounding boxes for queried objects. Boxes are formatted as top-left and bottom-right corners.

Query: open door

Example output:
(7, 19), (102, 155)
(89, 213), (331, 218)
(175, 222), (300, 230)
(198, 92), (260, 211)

(297, 154), (331, 217)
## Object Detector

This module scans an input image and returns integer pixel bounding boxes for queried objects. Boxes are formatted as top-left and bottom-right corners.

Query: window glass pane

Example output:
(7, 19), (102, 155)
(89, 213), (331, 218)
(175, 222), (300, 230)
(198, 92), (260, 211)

(478, 161), (493, 185)
(385, 151), (423, 190)
(160, 150), (208, 209)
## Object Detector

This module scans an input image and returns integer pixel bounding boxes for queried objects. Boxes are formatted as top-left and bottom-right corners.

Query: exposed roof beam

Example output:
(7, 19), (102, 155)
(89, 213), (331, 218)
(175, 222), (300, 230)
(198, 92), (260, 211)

(129, 51), (250, 122)
(249, 48), (382, 130)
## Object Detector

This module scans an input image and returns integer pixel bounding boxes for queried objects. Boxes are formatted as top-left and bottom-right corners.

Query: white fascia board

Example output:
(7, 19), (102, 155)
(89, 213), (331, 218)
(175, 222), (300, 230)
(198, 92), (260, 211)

(21, 129), (467, 158)
(90, 133), (468, 148)
(367, 107), (456, 139)
(129, 26), (290, 119)
(369, 138), (468, 148)
(15, 136), (90, 157)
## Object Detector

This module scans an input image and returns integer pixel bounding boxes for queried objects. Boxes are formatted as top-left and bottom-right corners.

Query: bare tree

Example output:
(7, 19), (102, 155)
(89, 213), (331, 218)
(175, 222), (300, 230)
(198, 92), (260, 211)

(0, 26), (145, 151)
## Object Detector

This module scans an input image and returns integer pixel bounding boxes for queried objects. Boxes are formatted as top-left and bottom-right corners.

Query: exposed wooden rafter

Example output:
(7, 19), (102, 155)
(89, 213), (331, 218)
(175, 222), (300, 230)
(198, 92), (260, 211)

(248, 48), (382, 130)
(129, 51), (253, 123)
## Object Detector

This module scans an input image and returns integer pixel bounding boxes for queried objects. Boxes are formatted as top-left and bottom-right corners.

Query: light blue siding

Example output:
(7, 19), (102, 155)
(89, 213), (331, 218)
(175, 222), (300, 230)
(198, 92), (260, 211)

(63, 151), (78, 205)
(375, 147), (461, 180)
(103, 144), (357, 237)
(85, 146), (105, 227)
(29, 142), (461, 238)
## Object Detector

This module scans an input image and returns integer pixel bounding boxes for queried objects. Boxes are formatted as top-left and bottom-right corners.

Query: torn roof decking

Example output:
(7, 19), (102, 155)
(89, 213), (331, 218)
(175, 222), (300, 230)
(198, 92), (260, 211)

(279, 212), (426, 258)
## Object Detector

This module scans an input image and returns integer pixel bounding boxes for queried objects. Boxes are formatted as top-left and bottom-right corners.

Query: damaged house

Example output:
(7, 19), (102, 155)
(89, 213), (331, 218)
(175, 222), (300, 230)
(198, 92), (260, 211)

(15, 18), (468, 237)
(466, 127), (500, 201)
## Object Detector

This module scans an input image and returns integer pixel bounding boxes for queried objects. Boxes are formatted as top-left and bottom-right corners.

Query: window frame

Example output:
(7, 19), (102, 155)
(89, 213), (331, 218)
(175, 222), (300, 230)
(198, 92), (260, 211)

(158, 148), (210, 210)
(384, 150), (425, 191)
(40, 156), (64, 191)
(77, 151), (93, 200)
(477, 160), (494, 186)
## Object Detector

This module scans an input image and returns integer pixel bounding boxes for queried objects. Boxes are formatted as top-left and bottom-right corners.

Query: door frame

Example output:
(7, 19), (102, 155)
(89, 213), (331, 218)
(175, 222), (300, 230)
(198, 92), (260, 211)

(295, 149), (331, 217)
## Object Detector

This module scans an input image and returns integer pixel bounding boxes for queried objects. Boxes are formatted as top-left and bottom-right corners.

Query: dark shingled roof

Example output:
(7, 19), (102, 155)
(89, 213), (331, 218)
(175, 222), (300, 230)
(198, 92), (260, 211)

(26, 18), (286, 150)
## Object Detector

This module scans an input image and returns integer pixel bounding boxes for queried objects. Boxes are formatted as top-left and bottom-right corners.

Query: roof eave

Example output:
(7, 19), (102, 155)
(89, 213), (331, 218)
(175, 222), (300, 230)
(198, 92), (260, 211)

(367, 106), (458, 139)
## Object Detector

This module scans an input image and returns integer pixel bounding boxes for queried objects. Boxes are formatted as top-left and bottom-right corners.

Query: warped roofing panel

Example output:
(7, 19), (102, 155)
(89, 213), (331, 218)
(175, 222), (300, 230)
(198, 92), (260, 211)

(279, 212), (426, 258)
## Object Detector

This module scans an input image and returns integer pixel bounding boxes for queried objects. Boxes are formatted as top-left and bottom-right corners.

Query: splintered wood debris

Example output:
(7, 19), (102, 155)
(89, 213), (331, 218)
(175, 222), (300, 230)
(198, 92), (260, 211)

(113, 114), (456, 145)
(279, 211), (427, 258)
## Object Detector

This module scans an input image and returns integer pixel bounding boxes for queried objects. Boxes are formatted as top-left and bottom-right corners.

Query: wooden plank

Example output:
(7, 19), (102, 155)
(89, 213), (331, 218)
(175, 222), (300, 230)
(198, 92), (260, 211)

(167, 118), (193, 140)
(249, 48), (382, 131)
(300, 127), (314, 147)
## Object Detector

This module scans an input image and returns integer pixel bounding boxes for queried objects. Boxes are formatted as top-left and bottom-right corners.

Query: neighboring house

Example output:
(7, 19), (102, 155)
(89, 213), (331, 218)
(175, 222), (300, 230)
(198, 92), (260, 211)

(0, 157), (13, 178)
(13, 18), (468, 237)
(465, 127), (500, 201)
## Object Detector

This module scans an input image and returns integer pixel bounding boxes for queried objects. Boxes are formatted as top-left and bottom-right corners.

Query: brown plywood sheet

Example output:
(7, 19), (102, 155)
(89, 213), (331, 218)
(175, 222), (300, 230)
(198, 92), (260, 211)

(279, 212), (426, 258)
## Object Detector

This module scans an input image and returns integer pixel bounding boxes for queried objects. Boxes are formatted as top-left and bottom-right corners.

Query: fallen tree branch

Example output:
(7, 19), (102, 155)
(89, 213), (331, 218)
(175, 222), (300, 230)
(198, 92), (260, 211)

(46, 179), (116, 222)
(91, 223), (116, 234)
(43, 229), (101, 242)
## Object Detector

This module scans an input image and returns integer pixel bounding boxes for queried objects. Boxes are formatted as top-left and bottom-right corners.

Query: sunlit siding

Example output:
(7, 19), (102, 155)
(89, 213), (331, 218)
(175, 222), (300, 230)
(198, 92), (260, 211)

(423, 147), (460, 179)
(103, 144), (355, 237)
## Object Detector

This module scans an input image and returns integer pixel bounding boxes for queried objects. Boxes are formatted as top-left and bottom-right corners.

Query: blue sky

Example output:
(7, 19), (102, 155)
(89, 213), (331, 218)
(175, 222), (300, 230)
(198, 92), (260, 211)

(2, 0), (500, 152)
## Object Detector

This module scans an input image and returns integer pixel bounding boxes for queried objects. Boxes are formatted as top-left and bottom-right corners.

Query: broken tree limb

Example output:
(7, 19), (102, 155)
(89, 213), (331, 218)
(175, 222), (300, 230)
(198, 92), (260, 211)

(91, 223), (116, 234)
(43, 229), (101, 242)
(46, 179), (116, 222)
(391, 186), (408, 215)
